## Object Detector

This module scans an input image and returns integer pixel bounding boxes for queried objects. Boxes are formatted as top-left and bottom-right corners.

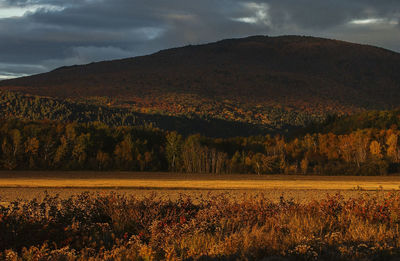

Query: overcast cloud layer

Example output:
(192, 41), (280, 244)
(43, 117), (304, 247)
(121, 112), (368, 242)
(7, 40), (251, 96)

(0, 0), (399, 79)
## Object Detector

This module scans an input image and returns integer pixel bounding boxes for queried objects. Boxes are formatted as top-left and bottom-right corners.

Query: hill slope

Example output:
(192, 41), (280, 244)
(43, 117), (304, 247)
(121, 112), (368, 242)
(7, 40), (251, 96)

(1, 35), (400, 127)
(0, 91), (272, 137)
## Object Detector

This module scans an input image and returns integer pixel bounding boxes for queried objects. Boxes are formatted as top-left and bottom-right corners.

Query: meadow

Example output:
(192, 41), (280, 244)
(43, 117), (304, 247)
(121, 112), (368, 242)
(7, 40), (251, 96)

(1, 171), (400, 203)
(1, 172), (400, 260)
(1, 171), (400, 190)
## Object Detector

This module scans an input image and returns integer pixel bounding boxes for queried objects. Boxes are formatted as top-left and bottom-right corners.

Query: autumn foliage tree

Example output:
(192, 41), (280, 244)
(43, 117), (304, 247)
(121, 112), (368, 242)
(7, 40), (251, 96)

(0, 117), (399, 175)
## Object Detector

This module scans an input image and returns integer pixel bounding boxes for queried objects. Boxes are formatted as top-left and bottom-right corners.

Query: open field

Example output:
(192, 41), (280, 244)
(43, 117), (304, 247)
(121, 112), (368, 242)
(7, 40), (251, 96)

(2, 187), (397, 204)
(2, 172), (400, 260)
(1, 171), (400, 190)
(1, 171), (400, 203)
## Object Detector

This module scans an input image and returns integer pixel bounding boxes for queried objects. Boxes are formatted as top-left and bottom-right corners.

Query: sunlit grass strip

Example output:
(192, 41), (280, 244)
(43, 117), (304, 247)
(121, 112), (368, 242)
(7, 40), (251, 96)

(0, 178), (399, 190)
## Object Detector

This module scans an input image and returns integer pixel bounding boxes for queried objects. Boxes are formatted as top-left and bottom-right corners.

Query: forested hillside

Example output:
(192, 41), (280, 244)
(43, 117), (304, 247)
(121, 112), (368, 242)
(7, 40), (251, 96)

(309, 110), (400, 134)
(1, 35), (400, 126)
(0, 91), (320, 137)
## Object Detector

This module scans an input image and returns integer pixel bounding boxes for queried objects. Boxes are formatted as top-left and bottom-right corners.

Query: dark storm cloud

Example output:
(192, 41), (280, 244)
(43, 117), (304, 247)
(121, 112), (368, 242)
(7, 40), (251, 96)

(0, 0), (399, 78)
(262, 0), (398, 28)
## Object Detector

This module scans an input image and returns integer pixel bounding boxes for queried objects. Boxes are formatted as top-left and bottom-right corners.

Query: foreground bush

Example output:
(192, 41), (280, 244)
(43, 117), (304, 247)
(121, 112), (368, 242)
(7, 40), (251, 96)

(1, 192), (400, 260)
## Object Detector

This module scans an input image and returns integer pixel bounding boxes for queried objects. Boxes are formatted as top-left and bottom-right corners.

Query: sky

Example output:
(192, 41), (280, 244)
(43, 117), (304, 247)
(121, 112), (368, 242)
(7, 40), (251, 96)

(0, 0), (399, 79)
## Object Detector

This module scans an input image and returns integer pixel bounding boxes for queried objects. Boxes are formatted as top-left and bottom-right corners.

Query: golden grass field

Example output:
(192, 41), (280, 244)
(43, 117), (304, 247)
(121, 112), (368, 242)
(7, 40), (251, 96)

(1, 171), (400, 203)
(1, 171), (400, 189)
(2, 172), (400, 260)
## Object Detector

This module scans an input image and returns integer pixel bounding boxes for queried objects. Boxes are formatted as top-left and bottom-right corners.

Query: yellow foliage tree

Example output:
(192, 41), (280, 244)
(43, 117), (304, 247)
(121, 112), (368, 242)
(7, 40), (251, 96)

(386, 133), (399, 162)
(370, 140), (382, 159)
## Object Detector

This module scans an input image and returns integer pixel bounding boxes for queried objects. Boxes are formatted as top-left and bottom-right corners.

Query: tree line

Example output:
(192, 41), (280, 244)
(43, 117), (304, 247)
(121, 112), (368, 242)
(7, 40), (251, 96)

(0, 119), (399, 175)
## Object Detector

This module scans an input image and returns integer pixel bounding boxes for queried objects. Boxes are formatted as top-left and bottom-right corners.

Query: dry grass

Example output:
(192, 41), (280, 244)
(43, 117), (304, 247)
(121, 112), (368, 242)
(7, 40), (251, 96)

(2, 191), (400, 260)
(0, 171), (400, 190)
(2, 171), (400, 260)
(1, 171), (400, 205)
(1, 187), (396, 204)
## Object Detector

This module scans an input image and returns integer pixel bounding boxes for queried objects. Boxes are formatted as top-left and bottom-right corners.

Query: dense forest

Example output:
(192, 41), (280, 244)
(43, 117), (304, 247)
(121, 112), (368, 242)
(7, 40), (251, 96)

(0, 90), (321, 137)
(309, 110), (400, 134)
(0, 116), (399, 175)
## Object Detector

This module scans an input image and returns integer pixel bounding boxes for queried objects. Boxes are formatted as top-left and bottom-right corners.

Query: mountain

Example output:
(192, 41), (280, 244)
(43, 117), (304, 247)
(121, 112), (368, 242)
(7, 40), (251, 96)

(1, 35), (400, 133)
